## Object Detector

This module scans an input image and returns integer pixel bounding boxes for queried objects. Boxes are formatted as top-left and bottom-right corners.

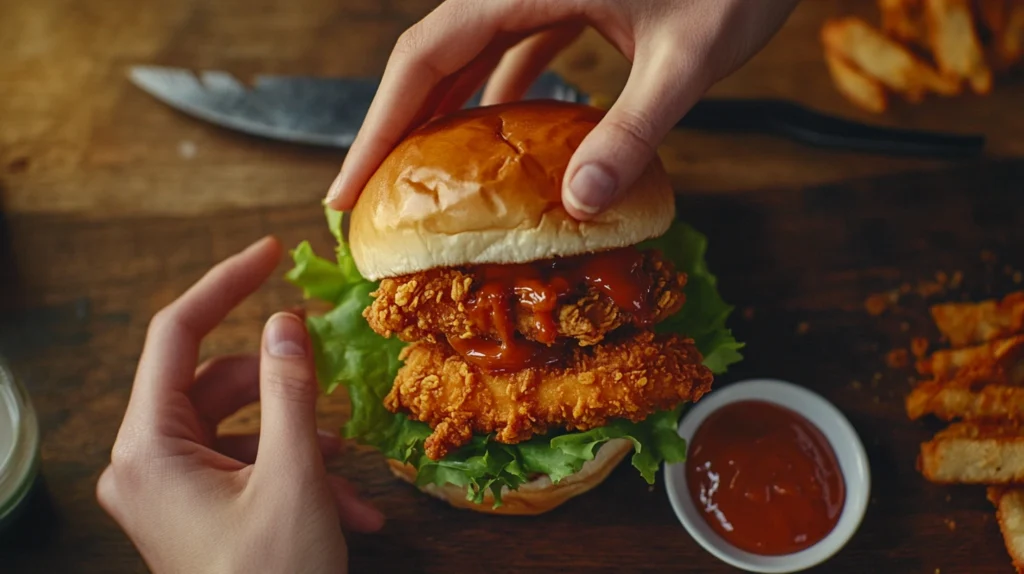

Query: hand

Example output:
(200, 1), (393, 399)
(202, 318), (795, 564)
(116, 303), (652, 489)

(325, 0), (799, 219)
(96, 237), (384, 574)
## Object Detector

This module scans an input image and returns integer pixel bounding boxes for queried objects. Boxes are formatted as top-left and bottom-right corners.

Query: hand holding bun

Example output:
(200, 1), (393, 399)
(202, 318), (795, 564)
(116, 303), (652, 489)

(325, 0), (799, 219)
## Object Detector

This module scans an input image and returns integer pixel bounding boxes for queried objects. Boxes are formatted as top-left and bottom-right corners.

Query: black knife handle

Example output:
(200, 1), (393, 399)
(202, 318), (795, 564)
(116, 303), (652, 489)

(677, 99), (985, 158)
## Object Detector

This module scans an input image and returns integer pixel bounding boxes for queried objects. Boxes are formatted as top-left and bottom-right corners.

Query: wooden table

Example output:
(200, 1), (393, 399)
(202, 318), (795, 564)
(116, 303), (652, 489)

(2, 0), (1023, 572)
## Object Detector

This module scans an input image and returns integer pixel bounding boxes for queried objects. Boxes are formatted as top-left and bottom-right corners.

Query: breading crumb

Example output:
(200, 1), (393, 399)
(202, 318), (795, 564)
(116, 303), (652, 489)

(886, 349), (910, 368)
(865, 294), (889, 316)
(911, 337), (929, 358)
(949, 271), (963, 290)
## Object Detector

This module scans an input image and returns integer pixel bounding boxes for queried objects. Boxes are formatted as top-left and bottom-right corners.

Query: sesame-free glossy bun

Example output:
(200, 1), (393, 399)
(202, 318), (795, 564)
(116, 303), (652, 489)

(386, 438), (634, 515)
(348, 101), (675, 281)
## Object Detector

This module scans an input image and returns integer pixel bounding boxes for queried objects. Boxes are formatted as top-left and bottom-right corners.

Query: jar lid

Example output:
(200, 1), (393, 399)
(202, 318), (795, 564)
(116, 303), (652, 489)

(0, 361), (40, 522)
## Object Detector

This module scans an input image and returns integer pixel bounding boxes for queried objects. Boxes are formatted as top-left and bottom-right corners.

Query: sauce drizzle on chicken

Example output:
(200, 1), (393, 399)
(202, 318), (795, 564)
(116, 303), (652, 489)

(457, 247), (657, 372)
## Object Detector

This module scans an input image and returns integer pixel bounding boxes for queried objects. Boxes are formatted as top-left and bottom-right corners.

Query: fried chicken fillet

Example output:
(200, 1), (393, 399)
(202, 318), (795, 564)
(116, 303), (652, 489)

(364, 250), (686, 347)
(386, 331), (715, 460)
(363, 246), (709, 459)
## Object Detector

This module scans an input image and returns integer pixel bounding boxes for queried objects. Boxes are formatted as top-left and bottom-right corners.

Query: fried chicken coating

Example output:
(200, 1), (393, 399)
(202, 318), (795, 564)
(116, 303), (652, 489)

(384, 331), (714, 460)
(363, 250), (686, 347)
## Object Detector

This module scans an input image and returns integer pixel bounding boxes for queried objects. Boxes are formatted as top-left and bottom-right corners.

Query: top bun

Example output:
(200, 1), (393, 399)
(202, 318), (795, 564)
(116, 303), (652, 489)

(348, 101), (675, 281)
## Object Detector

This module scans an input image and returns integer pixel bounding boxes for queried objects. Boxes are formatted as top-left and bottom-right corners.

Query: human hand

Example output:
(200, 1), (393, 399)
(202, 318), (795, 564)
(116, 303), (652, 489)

(96, 237), (384, 574)
(325, 0), (799, 219)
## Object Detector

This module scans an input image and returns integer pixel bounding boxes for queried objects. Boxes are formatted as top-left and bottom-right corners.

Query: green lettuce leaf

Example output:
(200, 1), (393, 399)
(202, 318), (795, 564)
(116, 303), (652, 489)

(284, 241), (349, 303)
(286, 208), (742, 505)
(639, 222), (744, 373)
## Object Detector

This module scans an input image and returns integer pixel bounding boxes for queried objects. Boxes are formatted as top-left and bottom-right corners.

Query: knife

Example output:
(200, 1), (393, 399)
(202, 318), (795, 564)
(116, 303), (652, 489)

(127, 65), (985, 158)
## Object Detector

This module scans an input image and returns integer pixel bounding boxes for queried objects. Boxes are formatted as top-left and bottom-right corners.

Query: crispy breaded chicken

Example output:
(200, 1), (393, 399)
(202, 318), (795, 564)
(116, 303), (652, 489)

(363, 250), (686, 347)
(384, 331), (713, 460)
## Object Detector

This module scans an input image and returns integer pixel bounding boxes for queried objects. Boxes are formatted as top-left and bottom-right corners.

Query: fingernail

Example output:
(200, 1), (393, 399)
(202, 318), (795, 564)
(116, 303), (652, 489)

(317, 429), (343, 458)
(317, 427), (340, 439)
(244, 235), (276, 254)
(566, 163), (617, 215)
(360, 501), (387, 530)
(325, 170), (345, 203)
(265, 313), (307, 357)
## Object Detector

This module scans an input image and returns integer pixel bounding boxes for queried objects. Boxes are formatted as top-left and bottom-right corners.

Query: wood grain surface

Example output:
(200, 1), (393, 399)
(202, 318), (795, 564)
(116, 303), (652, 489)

(2, 0), (1024, 572)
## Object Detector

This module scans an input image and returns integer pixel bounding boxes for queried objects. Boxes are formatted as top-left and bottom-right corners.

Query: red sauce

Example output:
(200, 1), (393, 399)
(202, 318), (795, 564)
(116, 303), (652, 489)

(556, 247), (655, 323)
(448, 335), (565, 373)
(685, 400), (845, 556)
(455, 247), (656, 373)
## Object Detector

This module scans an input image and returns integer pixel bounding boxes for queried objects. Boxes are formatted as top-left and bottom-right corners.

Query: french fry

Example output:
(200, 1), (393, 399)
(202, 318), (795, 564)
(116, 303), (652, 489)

(916, 334), (1024, 379)
(821, 17), (961, 100)
(976, 0), (1018, 70)
(906, 381), (1024, 420)
(925, 0), (995, 93)
(1003, 0), (1024, 66)
(930, 292), (1024, 348)
(976, 0), (1008, 38)
(918, 420), (1024, 483)
(823, 49), (889, 113)
(988, 486), (1024, 573)
(880, 0), (929, 46)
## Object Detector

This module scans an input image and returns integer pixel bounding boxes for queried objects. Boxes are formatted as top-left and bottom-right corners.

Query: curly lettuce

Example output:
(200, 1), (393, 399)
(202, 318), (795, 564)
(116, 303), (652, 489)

(286, 209), (742, 505)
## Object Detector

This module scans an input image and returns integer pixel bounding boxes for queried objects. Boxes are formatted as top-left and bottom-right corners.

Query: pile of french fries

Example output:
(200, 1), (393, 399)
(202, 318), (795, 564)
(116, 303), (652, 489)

(906, 292), (1024, 570)
(821, 0), (1024, 113)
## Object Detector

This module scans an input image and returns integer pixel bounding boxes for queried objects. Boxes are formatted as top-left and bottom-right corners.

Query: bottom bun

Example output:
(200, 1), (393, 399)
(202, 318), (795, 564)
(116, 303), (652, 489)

(387, 438), (634, 515)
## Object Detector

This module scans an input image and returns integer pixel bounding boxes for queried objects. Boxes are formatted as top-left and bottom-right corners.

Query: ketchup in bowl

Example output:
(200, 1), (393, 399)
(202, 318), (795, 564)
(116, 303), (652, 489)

(685, 400), (846, 556)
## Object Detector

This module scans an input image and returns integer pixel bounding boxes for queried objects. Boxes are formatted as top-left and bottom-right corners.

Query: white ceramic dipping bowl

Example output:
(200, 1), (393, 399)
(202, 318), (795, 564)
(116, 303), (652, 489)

(664, 378), (870, 573)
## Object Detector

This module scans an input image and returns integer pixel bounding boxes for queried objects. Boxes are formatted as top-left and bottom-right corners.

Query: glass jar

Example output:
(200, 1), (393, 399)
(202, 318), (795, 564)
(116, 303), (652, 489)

(0, 357), (41, 531)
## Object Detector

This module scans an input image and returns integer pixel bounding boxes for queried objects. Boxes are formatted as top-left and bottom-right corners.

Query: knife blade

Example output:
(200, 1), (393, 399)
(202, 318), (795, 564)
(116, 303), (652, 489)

(127, 65), (984, 157)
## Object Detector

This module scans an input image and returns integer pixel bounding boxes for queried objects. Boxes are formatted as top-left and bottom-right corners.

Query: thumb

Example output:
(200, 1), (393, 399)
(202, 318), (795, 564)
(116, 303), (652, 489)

(562, 52), (707, 220)
(253, 312), (324, 479)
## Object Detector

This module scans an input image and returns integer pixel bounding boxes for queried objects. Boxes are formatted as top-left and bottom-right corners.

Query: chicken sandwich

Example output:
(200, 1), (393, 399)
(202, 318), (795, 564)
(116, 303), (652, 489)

(288, 101), (742, 514)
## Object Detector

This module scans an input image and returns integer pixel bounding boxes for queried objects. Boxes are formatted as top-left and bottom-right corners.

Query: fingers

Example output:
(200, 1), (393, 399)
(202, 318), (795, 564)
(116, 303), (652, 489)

(126, 236), (282, 432)
(324, 0), (593, 211)
(190, 355), (261, 425)
(252, 312), (324, 480)
(480, 22), (586, 106)
(562, 47), (708, 219)
(215, 430), (343, 465)
(328, 476), (386, 533)
(250, 313), (383, 531)
(428, 31), (526, 120)
(192, 353), (343, 465)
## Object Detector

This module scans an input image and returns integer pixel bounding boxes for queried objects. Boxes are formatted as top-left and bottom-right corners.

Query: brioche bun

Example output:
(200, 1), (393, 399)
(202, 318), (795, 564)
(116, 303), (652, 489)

(348, 101), (675, 281)
(387, 438), (634, 515)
